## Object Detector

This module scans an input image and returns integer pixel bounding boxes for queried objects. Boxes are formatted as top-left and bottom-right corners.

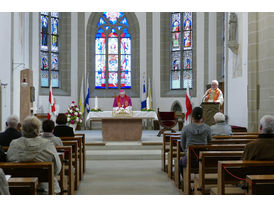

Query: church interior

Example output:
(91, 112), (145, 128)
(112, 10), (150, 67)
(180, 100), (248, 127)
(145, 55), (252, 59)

(1, 0), (274, 201)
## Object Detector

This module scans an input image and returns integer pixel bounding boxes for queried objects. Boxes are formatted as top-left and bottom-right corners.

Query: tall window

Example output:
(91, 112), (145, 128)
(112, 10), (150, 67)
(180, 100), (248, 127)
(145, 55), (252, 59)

(40, 12), (60, 88)
(170, 12), (192, 89)
(95, 12), (132, 89)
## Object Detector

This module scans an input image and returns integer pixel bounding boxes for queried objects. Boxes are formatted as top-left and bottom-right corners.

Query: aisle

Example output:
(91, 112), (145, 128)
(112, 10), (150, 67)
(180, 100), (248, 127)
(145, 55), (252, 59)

(76, 160), (181, 195)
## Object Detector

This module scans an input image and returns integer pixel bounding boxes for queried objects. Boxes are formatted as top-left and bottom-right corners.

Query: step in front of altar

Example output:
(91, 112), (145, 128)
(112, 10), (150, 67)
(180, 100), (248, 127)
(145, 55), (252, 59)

(85, 142), (161, 160)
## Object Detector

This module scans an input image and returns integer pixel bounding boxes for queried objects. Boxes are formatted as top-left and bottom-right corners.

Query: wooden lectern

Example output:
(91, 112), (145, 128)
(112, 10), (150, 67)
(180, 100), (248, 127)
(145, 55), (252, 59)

(200, 102), (220, 126)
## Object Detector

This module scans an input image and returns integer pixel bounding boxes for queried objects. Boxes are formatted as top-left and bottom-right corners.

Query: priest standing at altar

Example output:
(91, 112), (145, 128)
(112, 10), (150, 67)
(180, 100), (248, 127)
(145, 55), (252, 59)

(113, 89), (132, 109)
(202, 80), (224, 105)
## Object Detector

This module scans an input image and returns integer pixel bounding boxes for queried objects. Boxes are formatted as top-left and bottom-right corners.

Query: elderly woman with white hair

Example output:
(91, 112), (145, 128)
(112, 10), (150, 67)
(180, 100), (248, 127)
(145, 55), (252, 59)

(7, 116), (61, 194)
(210, 112), (232, 136)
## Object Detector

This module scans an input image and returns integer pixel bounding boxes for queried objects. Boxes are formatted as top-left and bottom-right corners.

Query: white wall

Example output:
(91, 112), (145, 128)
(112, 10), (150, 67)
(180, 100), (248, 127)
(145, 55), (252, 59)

(12, 13), (31, 117)
(226, 13), (248, 127)
(32, 12), (40, 114)
(0, 13), (12, 130)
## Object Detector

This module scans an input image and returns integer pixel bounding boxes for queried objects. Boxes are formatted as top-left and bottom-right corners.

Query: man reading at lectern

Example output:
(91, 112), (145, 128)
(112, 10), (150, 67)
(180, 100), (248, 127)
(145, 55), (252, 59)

(113, 89), (132, 110)
(202, 80), (223, 105)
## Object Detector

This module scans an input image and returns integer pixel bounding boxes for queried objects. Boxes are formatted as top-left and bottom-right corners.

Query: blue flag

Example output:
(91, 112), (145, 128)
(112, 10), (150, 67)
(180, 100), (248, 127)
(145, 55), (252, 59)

(141, 73), (146, 109)
(85, 76), (90, 113)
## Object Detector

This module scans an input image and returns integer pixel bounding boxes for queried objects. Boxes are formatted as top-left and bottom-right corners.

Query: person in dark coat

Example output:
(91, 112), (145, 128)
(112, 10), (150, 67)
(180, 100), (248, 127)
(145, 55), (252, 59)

(53, 113), (74, 137)
(243, 115), (274, 160)
(0, 115), (21, 146)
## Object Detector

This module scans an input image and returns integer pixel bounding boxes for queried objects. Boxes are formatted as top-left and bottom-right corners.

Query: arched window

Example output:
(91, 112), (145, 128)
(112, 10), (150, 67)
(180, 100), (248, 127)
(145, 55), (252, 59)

(170, 12), (193, 89)
(40, 12), (60, 88)
(95, 12), (132, 89)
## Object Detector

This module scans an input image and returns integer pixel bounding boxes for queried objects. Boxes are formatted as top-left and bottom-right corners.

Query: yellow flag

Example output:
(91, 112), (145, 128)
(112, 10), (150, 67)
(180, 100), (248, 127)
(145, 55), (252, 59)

(79, 77), (85, 114)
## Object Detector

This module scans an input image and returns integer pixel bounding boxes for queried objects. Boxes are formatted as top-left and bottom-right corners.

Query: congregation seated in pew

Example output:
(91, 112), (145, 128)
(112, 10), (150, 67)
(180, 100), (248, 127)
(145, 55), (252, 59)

(53, 113), (75, 137)
(7, 116), (61, 194)
(179, 107), (212, 179)
(0, 115), (21, 147)
(0, 168), (10, 195)
(41, 119), (63, 146)
(210, 112), (232, 136)
(243, 115), (274, 160)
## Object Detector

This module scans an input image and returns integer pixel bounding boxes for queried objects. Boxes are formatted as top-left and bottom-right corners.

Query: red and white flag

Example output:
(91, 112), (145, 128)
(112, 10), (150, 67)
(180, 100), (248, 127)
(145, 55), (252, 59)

(48, 83), (56, 120)
(185, 84), (192, 122)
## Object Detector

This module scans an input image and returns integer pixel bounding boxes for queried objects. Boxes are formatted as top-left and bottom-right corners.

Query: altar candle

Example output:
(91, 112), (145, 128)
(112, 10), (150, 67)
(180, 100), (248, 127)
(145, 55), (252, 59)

(95, 96), (98, 109)
(146, 97), (150, 110)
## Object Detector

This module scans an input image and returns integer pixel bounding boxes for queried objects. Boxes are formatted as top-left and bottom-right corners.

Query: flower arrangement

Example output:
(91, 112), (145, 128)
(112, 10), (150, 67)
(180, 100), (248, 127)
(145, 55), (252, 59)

(141, 108), (155, 112)
(66, 101), (83, 125)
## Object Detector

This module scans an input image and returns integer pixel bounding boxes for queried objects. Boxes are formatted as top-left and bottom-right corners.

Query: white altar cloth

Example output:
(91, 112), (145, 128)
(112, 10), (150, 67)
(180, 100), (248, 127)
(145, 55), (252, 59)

(86, 111), (157, 125)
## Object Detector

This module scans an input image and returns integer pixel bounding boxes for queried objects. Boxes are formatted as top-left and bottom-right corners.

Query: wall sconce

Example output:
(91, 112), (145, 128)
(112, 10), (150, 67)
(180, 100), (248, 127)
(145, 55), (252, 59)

(1, 83), (8, 88)
(21, 78), (29, 88)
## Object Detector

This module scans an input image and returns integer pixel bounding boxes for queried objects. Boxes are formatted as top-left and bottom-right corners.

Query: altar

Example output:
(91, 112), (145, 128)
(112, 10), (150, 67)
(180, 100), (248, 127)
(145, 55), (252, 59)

(86, 111), (157, 141)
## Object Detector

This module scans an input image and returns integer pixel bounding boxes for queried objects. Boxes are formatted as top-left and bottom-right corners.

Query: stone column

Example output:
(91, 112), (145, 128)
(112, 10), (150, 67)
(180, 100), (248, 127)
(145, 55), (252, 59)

(20, 69), (33, 122)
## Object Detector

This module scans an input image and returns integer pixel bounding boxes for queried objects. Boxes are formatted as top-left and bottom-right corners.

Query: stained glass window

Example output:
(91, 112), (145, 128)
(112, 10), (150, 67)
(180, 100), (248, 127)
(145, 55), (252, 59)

(95, 12), (131, 89)
(40, 12), (60, 88)
(170, 12), (193, 89)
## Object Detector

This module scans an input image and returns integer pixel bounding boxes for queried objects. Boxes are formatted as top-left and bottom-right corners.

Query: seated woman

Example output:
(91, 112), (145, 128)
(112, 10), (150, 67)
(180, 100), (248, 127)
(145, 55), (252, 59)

(0, 168), (10, 195)
(210, 112), (232, 136)
(41, 120), (63, 146)
(53, 113), (74, 137)
(7, 116), (61, 194)
(180, 107), (212, 178)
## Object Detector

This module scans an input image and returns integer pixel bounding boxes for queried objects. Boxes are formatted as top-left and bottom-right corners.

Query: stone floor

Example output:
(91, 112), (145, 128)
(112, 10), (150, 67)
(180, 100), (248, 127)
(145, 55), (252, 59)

(76, 160), (181, 195)
(75, 130), (181, 195)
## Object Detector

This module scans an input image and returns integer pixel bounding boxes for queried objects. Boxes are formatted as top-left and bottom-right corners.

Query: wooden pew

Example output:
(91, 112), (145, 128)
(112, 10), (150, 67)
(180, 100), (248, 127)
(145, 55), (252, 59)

(167, 135), (181, 179)
(0, 162), (54, 195)
(8, 177), (38, 195)
(194, 151), (244, 194)
(216, 160), (274, 195)
(3, 145), (74, 195)
(60, 137), (83, 180)
(58, 153), (65, 195)
(161, 132), (181, 172)
(246, 174), (274, 195)
(62, 140), (79, 190)
(212, 135), (258, 139)
(232, 132), (260, 135)
(210, 139), (255, 145)
(184, 144), (246, 195)
(56, 146), (74, 195)
(75, 133), (86, 173)
(173, 139), (251, 190)
(174, 139), (184, 188)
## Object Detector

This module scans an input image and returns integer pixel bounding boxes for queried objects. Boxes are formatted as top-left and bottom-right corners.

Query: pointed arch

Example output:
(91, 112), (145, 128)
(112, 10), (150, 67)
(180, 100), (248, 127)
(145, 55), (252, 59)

(86, 12), (140, 98)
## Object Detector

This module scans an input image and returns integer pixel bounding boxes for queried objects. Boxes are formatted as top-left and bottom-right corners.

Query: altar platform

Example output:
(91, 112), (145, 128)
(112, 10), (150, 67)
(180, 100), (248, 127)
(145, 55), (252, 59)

(86, 111), (158, 141)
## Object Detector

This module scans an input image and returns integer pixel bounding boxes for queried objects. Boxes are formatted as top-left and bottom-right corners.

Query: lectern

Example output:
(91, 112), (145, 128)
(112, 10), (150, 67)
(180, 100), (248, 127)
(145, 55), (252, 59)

(200, 102), (220, 126)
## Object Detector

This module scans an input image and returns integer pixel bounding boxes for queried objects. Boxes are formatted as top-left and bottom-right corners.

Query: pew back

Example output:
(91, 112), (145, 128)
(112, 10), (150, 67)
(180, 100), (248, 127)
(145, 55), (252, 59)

(184, 144), (246, 194)
(246, 174), (274, 195)
(217, 160), (274, 194)
(0, 162), (54, 194)
(196, 151), (244, 194)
